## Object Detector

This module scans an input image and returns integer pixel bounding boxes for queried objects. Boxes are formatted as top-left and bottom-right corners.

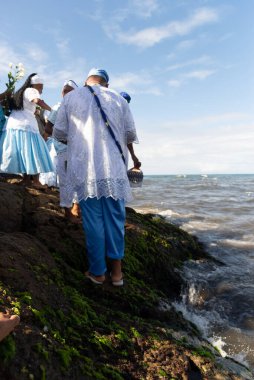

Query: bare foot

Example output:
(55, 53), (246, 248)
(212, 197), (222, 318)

(110, 259), (123, 285)
(71, 203), (80, 217)
(65, 207), (82, 224)
(0, 313), (20, 342)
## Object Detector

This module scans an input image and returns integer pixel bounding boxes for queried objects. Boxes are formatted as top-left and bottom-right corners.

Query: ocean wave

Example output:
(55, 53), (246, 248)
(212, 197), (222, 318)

(181, 220), (220, 232)
(221, 238), (254, 249)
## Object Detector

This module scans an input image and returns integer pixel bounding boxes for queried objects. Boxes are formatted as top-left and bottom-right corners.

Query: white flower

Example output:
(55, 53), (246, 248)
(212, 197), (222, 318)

(8, 62), (13, 68)
(16, 69), (25, 79)
(17, 62), (24, 70)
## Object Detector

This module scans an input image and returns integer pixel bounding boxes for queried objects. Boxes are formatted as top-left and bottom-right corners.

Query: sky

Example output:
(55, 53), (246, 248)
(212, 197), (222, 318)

(0, 0), (253, 175)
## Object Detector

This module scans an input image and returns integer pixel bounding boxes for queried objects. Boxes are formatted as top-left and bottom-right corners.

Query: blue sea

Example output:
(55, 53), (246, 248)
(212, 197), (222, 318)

(129, 174), (254, 372)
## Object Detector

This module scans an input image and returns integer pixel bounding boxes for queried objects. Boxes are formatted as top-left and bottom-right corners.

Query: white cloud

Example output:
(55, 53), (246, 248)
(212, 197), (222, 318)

(167, 67), (216, 87)
(176, 39), (196, 50)
(111, 7), (219, 48)
(184, 69), (215, 80)
(24, 44), (49, 62)
(110, 71), (162, 95)
(136, 114), (254, 174)
(219, 32), (233, 42)
(0, 39), (87, 95)
(56, 39), (70, 56)
(129, 0), (159, 18)
(40, 58), (88, 89)
(168, 79), (182, 88)
(0, 42), (22, 76)
(166, 55), (213, 71)
(161, 113), (252, 131)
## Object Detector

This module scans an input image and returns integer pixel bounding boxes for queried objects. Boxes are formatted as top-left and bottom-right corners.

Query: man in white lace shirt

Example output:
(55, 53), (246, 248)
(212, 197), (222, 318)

(53, 68), (139, 286)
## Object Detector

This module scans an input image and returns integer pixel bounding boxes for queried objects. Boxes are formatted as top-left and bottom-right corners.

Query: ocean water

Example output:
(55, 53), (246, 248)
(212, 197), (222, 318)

(129, 174), (254, 372)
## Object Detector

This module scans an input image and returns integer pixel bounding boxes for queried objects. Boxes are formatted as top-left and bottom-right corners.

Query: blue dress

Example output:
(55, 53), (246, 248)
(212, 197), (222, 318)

(0, 88), (53, 175)
(0, 104), (6, 134)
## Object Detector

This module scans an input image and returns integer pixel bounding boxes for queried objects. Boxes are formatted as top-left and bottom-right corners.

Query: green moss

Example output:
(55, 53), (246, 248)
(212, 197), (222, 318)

(40, 364), (46, 380)
(64, 287), (98, 325)
(91, 332), (113, 351)
(130, 326), (141, 338)
(35, 343), (49, 361)
(192, 346), (215, 360)
(30, 307), (50, 327)
(0, 335), (16, 364)
(100, 365), (124, 379)
(57, 346), (80, 368)
(52, 330), (66, 345)
(115, 329), (131, 343)
(57, 348), (72, 368)
(158, 368), (167, 377)
(16, 291), (32, 305)
(10, 300), (21, 315)
(0, 192), (216, 379)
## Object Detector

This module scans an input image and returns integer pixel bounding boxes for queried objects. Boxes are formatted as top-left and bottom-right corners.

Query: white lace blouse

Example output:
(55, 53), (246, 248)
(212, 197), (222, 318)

(5, 88), (40, 133)
(53, 85), (138, 202)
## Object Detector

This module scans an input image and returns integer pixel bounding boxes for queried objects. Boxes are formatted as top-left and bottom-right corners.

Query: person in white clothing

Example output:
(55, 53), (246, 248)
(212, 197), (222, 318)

(42, 80), (80, 222)
(0, 73), (53, 188)
(53, 68), (139, 286)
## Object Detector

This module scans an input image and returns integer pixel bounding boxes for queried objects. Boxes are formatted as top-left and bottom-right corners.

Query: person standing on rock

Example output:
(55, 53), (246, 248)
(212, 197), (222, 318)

(0, 73), (53, 189)
(53, 68), (139, 286)
(41, 80), (81, 223)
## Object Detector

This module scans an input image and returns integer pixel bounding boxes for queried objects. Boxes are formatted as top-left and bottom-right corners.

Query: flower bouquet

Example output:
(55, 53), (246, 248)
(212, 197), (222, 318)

(6, 62), (25, 91)
(1, 63), (25, 117)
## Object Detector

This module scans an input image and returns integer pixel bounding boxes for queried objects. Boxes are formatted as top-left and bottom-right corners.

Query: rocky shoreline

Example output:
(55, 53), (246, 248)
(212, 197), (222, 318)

(0, 179), (252, 380)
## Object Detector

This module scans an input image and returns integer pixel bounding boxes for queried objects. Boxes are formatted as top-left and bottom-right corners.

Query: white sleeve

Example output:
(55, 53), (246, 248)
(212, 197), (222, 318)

(24, 88), (40, 102)
(48, 103), (61, 124)
(123, 102), (139, 144)
(52, 100), (69, 143)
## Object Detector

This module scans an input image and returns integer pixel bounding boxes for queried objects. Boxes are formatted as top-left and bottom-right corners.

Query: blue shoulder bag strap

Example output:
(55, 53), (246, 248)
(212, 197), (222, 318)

(85, 84), (126, 165)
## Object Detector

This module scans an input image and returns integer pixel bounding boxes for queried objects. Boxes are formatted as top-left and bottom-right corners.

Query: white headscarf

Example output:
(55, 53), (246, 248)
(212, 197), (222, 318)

(63, 80), (78, 89)
(31, 75), (44, 85)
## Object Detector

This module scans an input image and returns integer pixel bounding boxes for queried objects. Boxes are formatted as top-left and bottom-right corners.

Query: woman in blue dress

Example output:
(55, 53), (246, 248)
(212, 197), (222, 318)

(0, 73), (54, 188)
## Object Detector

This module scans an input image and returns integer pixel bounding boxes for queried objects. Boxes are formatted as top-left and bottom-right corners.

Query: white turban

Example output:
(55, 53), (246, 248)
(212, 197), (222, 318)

(63, 80), (78, 89)
(31, 75), (44, 85)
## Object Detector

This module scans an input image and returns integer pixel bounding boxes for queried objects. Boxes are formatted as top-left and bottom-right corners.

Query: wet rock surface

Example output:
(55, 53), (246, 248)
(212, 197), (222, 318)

(0, 179), (252, 380)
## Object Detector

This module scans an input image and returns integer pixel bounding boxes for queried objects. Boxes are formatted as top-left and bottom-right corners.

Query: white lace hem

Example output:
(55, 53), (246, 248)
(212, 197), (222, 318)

(65, 178), (133, 203)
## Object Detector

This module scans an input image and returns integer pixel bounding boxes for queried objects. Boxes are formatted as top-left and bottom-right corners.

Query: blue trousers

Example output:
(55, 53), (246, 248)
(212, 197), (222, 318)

(79, 197), (126, 276)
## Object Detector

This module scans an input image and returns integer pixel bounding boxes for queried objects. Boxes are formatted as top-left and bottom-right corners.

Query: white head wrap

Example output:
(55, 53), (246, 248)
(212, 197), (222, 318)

(63, 80), (78, 89)
(30, 75), (44, 85)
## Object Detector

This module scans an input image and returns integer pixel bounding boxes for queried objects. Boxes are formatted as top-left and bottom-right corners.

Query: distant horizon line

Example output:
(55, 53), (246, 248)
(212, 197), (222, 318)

(145, 173), (254, 176)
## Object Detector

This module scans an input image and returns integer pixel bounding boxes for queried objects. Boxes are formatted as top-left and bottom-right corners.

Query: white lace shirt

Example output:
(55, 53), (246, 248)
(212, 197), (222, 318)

(53, 85), (138, 202)
(5, 88), (40, 133)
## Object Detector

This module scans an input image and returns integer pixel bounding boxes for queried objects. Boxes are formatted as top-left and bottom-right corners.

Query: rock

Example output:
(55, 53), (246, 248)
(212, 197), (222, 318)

(0, 180), (252, 380)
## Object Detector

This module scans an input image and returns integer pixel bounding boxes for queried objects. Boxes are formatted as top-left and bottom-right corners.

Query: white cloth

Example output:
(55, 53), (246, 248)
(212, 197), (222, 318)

(57, 150), (78, 207)
(53, 85), (138, 202)
(4, 88), (40, 134)
(31, 75), (44, 84)
(48, 102), (61, 124)
(39, 137), (58, 187)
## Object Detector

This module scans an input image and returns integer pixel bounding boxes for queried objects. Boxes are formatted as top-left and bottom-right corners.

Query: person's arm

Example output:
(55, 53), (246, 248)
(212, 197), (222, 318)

(32, 98), (51, 111)
(127, 143), (141, 168)
(122, 100), (140, 167)
(44, 120), (54, 136)
(52, 100), (69, 144)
